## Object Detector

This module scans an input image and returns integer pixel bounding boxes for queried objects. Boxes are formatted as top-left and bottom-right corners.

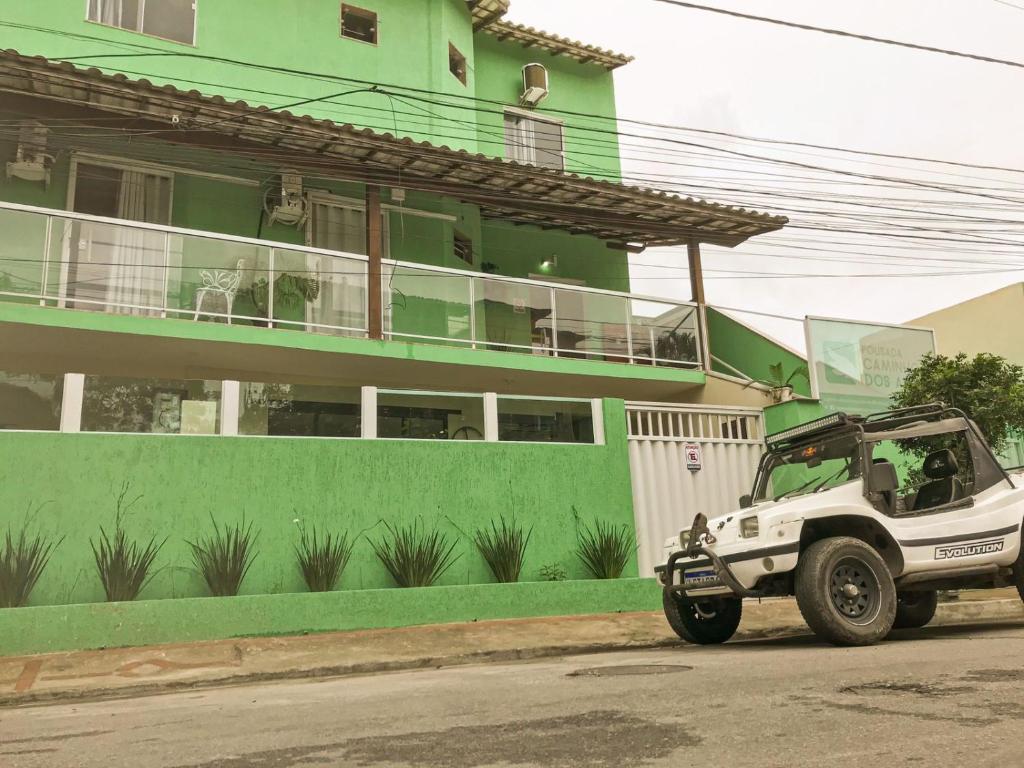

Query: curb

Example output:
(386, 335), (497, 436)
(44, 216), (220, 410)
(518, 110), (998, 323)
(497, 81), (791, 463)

(2, 598), (1021, 708)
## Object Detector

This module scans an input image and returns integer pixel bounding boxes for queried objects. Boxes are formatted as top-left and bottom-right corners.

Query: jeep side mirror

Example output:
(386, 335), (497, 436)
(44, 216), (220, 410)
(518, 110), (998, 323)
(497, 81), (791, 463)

(739, 494), (753, 509)
(869, 461), (899, 493)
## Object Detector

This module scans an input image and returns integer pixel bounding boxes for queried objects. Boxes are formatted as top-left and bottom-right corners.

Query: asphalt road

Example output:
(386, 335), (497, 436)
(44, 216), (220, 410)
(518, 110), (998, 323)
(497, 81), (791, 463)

(3, 621), (1024, 768)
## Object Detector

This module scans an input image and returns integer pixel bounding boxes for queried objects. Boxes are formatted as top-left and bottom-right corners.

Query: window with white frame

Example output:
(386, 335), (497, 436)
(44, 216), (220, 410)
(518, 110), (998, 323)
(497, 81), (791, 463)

(503, 111), (565, 171)
(87, 0), (197, 45)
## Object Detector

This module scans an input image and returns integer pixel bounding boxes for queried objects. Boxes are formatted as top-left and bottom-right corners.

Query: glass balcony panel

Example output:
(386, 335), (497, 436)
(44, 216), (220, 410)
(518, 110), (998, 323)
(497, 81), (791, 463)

(271, 249), (367, 336)
(239, 382), (361, 438)
(0, 370), (63, 430)
(497, 398), (594, 444)
(473, 277), (554, 355)
(377, 390), (485, 440)
(384, 264), (472, 345)
(166, 233), (271, 325)
(81, 376), (222, 434)
(47, 219), (168, 315)
(629, 300), (700, 367)
(553, 289), (629, 361)
(0, 208), (48, 304)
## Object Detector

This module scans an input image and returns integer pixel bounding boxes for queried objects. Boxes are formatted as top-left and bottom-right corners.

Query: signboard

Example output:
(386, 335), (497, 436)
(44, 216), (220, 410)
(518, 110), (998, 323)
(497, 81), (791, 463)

(684, 442), (703, 471)
(805, 317), (936, 416)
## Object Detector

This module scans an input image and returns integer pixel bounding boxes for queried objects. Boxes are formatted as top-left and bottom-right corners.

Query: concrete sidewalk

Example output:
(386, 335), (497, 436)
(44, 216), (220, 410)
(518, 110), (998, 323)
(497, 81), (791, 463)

(2, 590), (1021, 707)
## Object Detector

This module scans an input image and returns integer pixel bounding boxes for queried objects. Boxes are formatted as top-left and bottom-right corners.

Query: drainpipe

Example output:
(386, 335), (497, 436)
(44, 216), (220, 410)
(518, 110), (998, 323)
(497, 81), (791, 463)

(687, 237), (712, 372)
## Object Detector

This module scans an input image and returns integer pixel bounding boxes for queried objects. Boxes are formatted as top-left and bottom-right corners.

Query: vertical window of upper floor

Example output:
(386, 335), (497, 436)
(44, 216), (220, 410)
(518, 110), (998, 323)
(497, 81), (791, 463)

(341, 4), (378, 45)
(87, 0), (197, 46)
(504, 111), (565, 171)
(449, 44), (467, 85)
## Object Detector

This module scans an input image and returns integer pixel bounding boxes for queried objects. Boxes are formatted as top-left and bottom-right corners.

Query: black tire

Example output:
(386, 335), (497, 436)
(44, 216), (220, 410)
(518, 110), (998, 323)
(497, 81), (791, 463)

(662, 589), (742, 645)
(1013, 545), (1024, 603)
(893, 591), (938, 629)
(795, 536), (897, 647)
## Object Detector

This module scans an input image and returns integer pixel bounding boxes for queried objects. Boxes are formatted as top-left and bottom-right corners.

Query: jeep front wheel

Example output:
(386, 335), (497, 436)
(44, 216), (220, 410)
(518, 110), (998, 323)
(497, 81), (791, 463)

(662, 590), (742, 645)
(795, 536), (896, 646)
(893, 590), (938, 629)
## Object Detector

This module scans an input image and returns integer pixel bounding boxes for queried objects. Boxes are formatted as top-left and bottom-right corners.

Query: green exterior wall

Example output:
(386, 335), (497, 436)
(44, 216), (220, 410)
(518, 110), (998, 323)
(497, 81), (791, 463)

(0, 579), (661, 657)
(763, 398), (829, 436)
(707, 308), (811, 396)
(473, 34), (622, 181)
(0, 399), (637, 607)
(1, 0), (624, 172)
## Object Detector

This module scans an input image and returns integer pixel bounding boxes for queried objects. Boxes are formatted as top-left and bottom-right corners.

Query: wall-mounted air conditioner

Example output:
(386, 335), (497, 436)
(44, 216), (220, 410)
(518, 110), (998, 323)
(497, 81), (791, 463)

(520, 63), (550, 108)
(265, 172), (308, 227)
(5, 121), (55, 187)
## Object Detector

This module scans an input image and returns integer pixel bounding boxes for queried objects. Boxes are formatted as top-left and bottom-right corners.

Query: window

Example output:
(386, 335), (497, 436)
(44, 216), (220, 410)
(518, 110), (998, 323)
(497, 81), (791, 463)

(504, 111), (564, 171)
(239, 383), (361, 438)
(341, 4), (377, 44)
(755, 433), (863, 503)
(81, 376), (222, 434)
(449, 43), (467, 85)
(497, 398), (594, 444)
(87, 0), (197, 45)
(378, 391), (485, 440)
(453, 232), (473, 266)
(0, 371), (63, 431)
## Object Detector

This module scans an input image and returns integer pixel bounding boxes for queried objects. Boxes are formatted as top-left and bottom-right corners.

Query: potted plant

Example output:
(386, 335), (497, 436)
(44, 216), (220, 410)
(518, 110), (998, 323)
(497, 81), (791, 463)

(247, 274), (320, 326)
(766, 362), (810, 403)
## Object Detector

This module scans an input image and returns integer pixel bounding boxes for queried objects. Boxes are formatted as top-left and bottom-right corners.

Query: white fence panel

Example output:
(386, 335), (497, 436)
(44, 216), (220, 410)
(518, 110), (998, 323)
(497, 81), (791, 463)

(627, 403), (764, 577)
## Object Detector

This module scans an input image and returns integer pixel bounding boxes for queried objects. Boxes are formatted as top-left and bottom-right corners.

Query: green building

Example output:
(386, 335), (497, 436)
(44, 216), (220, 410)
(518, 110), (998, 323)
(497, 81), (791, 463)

(0, 1), (802, 651)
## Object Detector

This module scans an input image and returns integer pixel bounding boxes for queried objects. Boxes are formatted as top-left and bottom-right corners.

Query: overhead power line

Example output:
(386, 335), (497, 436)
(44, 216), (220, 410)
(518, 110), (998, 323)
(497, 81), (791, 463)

(648, 0), (1024, 70)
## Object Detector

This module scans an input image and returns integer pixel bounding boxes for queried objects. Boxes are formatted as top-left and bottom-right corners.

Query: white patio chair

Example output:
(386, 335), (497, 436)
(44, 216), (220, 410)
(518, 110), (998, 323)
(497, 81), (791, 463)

(193, 259), (244, 323)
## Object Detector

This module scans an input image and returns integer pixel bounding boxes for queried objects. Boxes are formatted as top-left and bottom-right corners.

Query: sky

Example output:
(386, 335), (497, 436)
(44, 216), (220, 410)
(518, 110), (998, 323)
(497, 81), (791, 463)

(506, 0), (1024, 351)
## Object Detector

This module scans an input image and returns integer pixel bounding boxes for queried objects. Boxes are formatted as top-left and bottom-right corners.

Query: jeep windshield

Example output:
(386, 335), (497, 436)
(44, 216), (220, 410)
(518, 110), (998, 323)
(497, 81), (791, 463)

(754, 432), (864, 503)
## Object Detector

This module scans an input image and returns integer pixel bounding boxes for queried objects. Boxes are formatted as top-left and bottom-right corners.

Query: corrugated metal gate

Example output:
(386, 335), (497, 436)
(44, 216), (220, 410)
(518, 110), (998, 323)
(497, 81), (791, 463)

(627, 402), (765, 577)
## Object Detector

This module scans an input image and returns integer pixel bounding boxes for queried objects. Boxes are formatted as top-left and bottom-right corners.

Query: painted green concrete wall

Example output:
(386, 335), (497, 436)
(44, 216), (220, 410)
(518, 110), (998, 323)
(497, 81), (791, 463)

(0, 579), (661, 657)
(0, 399), (637, 607)
(763, 399), (829, 436)
(708, 308), (811, 396)
(473, 35), (623, 182)
(2, 0), (624, 170)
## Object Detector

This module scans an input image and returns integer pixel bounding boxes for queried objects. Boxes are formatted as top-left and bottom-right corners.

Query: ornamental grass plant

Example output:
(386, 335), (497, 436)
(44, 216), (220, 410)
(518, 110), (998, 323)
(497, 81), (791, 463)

(295, 526), (354, 592)
(473, 516), (532, 583)
(0, 525), (62, 608)
(575, 519), (633, 580)
(188, 517), (259, 597)
(371, 521), (460, 588)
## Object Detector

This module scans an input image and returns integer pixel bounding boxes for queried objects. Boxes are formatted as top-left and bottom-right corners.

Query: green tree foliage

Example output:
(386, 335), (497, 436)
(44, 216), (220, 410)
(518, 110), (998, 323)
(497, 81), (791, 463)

(892, 353), (1024, 455)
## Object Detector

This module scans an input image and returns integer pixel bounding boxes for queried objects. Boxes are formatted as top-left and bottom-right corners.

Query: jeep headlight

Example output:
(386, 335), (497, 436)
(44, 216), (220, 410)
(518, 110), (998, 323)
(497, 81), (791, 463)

(739, 516), (759, 538)
(678, 530), (692, 550)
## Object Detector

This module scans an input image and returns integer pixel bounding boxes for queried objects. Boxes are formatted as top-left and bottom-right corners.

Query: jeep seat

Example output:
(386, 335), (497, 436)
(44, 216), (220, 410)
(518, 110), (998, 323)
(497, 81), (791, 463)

(912, 449), (964, 511)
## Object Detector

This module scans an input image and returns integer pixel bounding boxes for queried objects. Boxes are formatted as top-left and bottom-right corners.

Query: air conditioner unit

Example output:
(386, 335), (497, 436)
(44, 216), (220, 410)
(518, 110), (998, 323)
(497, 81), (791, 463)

(5, 122), (55, 188)
(520, 63), (550, 108)
(265, 172), (308, 227)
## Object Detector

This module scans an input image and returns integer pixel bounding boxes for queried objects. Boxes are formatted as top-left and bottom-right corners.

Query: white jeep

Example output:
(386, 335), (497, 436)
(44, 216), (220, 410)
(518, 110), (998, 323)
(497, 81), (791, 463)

(656, 404), (1024, 647)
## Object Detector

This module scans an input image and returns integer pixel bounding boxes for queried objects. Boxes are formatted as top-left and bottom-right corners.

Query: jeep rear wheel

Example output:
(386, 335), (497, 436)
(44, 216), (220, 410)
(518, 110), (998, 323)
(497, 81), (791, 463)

(662, 590), (742, 645)
(893, 590), (938, 629)
(795, 536), (896, 646)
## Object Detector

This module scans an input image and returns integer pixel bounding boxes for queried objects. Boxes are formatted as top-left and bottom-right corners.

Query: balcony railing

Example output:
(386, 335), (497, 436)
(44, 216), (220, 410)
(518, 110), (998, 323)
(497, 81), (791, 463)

(0, 202), (702, 369)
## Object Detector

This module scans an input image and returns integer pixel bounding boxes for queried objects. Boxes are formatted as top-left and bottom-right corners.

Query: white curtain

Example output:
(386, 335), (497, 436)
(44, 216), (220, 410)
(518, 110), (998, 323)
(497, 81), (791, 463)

(309, 202), (369, 334)
(106, 170), (171, 316)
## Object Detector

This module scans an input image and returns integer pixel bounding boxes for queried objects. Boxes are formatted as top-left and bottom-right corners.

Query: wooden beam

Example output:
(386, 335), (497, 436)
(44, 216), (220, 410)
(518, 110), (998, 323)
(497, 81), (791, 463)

(687, 237), (706, 306)
(366, 184), (384, 340)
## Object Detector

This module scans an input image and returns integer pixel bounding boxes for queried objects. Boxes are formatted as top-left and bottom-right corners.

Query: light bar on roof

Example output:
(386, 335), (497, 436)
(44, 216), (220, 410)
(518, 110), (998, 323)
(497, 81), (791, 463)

(766, 412), (848, 448)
